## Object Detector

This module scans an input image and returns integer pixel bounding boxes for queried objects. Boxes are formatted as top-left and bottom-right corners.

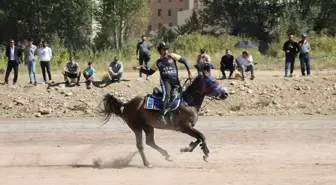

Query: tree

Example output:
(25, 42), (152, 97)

(94, 0), (149, 50)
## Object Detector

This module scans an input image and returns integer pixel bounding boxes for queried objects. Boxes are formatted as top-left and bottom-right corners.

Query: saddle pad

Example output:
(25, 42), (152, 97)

(145, 94), (182, 112)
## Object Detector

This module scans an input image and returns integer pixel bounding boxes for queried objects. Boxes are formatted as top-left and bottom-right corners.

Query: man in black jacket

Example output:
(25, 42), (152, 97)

(220, 49), (235, 79)
(4, 39), (22, 85)
(283, 33), (299, 77)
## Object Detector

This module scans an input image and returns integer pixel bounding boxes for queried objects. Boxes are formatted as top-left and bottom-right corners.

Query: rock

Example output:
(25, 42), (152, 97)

(59, 84), (65, 89)
(218, 112), (224, 116)
(127, 84), (131, 88)
(230, 81), (236, 86)
(199, 112), (205, 116)
(316, 109), (322, 114)
(34, 113), (42, 117)
(247, 89), (254, 94)
(38, 108), (51, 115)
(14, 99), (26, 105)
(294, 86), (302, 91)
(230, 90), (236, 95)
(65, 92), (73, 96)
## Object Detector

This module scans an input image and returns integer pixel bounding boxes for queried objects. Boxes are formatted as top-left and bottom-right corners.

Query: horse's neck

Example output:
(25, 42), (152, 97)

(182, 82), (205, 112)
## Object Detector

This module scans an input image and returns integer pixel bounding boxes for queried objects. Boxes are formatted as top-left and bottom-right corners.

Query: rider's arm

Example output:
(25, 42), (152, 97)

(140, 60), (157, 75)
(170, 53), (191, 76)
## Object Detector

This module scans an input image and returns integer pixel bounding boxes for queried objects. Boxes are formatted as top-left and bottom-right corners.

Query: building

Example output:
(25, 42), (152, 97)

(147, 0), (201, 31)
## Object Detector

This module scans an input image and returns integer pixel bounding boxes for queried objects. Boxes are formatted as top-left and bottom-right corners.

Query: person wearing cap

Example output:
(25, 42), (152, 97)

(108, 56), (123, 83)
(4, 39), (22, 85)
(139, 42), (192, 124)
(298, 34), (311, 76)
(283, 33), (300, 77)
(83, 62), (95, 89)
(24, 38), (38, 85)
(195, 48), (213, 75)
(62, 56), (81, 86)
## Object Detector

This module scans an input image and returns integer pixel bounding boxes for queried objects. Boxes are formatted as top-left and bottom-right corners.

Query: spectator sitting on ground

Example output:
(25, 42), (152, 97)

(108, 56), (123, 83)
(83, 62), (95, 89)
(195, 48), (213, 75)
(63, 57), (81, 86)
(236, 51), (255, 81)
(220, 49), (235, 79)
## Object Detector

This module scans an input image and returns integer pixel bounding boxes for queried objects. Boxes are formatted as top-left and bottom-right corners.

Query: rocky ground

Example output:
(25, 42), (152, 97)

(0, 70), (336, 119)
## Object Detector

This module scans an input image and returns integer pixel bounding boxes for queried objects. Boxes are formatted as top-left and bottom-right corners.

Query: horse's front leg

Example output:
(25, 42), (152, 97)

(181, 127), (210, 162)
(180, 139), (201, 153)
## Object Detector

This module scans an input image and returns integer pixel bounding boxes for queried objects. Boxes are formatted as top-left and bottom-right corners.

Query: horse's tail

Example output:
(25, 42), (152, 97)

(101, 93), (125, 123)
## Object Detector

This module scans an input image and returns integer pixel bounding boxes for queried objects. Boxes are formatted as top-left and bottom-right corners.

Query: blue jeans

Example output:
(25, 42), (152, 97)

(27, 60), (37, 82)
(299, 53), (310, 75)
(285, 55), (295, 76)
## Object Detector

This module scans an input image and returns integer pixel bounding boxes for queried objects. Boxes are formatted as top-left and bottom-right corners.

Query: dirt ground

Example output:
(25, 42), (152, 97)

(1, 69), (336, 119)
(0, 116), (336, 185)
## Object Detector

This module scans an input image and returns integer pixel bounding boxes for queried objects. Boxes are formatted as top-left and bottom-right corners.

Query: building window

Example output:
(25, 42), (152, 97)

(179, 0), (183, 2)
(158, 23), (162, 29)
(158, 9), (161, 16)
(169, 23), (173, 27)
(157, 0), (161, 2)
(168, 9), (172, 16)
(169, 0), (172, 2)
(148, 0), (151, 3)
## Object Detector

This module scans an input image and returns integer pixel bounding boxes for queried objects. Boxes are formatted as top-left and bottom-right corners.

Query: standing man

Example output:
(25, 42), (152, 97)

(136, 35), (150, 80)
(24, 38), (38, 85)
(283, 33), (299, 77)
(220, 49), (235, 79)
(4, 39), (22, 85)
(38, 40), (53, 83)
(298, 34), (311, 76)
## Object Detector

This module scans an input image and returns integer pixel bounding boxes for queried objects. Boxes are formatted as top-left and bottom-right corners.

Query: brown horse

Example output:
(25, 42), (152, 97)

(101, 72), (228, 167)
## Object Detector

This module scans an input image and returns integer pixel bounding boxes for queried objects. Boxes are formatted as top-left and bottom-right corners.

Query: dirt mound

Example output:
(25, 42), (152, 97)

(0, 70), (335, 119)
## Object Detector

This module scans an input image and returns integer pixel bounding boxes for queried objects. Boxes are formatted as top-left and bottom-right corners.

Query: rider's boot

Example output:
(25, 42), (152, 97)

(159, 103), (167, 124)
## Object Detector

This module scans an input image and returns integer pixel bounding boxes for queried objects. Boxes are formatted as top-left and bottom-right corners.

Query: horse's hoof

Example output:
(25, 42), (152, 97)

(145, 164), (154, 168)
(165, 156), (173, 162)
(203, 155), (209, 163)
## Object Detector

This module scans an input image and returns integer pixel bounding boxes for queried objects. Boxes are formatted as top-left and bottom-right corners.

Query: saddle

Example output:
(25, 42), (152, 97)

(144, 87), (182, 113)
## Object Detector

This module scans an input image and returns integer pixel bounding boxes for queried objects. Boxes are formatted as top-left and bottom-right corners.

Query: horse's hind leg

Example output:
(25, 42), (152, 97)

(134, 130), (152, 168)
(181, 127), (210, 162)
(143, 124), (172, 162)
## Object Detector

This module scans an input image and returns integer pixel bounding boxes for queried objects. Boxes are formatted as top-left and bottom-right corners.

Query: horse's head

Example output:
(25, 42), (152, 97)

(190, 71), (228, 100)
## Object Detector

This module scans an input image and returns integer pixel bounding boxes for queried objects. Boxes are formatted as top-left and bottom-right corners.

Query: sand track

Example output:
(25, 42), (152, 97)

(1, 116), (336, 185)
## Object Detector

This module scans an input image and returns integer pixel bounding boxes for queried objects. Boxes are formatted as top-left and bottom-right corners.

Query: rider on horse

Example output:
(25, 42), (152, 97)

(140, 42), (192, 124)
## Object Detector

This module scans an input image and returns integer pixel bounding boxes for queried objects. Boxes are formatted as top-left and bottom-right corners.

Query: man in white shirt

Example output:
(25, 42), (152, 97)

(38, 41), (53, 83)
(236, 51), (255, 80)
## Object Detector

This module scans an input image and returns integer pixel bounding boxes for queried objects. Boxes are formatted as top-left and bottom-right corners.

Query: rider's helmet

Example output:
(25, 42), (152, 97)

(157, 42), (169, 53)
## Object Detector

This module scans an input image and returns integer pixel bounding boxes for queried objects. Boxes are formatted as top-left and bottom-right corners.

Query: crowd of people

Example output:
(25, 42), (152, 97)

(3, 33), (311, 89)
(4, 38), (124, 89)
